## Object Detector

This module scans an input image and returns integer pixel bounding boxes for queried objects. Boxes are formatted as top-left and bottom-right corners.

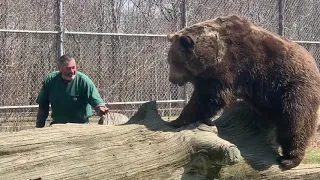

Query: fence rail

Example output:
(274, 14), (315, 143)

(0, 100), (186, 110)
(1, 0), (320, 132)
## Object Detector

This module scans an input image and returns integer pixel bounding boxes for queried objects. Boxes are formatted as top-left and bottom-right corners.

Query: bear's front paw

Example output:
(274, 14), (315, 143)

(277, 156), (302, 170)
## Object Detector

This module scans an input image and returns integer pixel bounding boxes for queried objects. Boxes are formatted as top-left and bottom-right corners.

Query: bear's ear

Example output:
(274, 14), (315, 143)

(179, 35), (194, 50)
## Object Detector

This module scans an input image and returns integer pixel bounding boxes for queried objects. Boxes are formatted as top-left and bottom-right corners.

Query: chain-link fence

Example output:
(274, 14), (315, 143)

(0, 0), (320, 132)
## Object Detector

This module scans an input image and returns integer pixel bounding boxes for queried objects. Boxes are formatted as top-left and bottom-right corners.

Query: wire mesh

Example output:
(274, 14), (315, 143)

(0, 0), (320, 132)
(283, 0), (320, 41)
(187, 0), (279, 33)
(63, 0), (184, 34)
(0, 33), (58, 106)
(0, 0), (57, 31)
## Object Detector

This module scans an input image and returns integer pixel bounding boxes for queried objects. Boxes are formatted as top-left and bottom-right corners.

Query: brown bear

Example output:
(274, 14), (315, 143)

(166, 15), (320, 170)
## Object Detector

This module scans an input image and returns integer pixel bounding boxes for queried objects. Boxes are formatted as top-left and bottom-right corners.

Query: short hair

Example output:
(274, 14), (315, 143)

(57, 54), (75, 66)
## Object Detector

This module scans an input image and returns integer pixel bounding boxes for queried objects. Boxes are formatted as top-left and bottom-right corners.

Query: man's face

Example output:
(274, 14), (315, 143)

(58, 58), (77, 81)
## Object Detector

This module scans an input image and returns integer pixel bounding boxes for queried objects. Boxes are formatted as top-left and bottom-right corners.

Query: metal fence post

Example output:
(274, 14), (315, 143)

(181, 0), (188, 106)
(57, 0), (64, 59)
(278, 0), (284, 36)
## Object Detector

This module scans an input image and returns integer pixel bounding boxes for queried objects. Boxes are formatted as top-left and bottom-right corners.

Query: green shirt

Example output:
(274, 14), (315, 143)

(36, 71), (104, 123)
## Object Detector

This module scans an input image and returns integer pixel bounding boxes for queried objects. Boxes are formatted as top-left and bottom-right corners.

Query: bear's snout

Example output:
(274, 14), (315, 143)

(169, 66), (188, 86)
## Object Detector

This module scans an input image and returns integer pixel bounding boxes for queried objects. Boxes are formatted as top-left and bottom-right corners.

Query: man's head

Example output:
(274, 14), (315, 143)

(58, 54), (77, 81)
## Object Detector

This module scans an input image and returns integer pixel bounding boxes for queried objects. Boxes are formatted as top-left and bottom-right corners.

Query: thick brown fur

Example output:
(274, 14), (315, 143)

(166, 15), (320, 170)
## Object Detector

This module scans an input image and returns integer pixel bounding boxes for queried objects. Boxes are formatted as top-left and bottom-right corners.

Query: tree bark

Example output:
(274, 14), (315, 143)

(0, 101), (320, 180)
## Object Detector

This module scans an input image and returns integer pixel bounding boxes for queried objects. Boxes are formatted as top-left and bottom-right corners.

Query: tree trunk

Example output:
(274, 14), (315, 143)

(0, 101), (320, 180)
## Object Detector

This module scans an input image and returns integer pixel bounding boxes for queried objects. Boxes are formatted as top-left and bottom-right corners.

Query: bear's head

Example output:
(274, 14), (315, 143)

(166, 23), (227, 86)
(166, 15), (252, 86)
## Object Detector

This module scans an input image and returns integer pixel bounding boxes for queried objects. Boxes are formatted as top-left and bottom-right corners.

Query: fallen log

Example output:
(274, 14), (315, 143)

(0, 101), (239, 180)
(0, 101), (319, 180)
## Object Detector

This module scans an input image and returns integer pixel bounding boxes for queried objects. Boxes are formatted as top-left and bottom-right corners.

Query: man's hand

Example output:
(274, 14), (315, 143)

(96, 106), (109, 125)
(96, 106), (109, 117)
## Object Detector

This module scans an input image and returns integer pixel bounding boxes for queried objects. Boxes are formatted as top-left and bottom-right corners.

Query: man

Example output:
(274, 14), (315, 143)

(36, 54), (109, 128)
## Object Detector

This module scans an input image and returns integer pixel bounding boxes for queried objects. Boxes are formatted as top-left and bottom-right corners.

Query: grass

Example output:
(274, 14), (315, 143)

(303, 148), (320, 164)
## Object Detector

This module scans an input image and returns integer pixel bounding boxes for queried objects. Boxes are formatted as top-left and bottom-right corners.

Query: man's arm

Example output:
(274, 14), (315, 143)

(85, 78), (109, 116)
(36, 103), (49, 128)
(36, 75), (50, 128)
